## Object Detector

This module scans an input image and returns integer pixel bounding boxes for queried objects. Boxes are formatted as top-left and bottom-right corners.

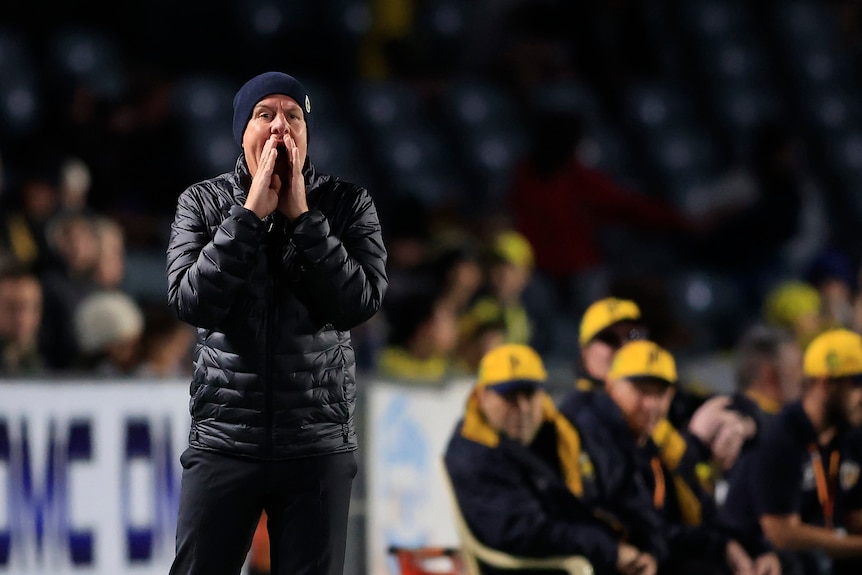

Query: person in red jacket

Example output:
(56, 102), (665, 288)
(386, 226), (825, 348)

(507, 107), (691, 297)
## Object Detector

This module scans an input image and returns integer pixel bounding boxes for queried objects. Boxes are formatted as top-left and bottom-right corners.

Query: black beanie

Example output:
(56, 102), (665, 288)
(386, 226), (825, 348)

(232, 71), (313, 146)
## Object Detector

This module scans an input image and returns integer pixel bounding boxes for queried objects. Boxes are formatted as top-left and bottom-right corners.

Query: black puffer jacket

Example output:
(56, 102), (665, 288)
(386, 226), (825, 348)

(166, 155), (388, 460)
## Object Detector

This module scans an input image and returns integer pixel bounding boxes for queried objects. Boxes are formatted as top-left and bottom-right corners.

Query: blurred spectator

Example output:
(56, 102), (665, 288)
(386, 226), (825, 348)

(134, 305), (194, 378)
(571, 296), (756, 498)
(380, 196), (433, 314)
(804, 247), (857, 330)
(732, 324), (805, 425)
(0, 264), (45, 375)
(715, 324), (804, 498)
(376, 288), (458, 383)
(574, 296), (647, 388)
(452, 316), (507, 377)
(562, 341), (776, 575)
(507, 107), (690, 307)
(0, 162), (61, 273)
(720, 329), (862, 575)
(694, 123), (808, 282)
(460, 230), (535, 348)
(360, 0), (416, 79)
(38, 213), (101, 368)
(763, 280), (825, 349)
(92, 216), (126, 289)
(424, 236), (484, 318)
(58, 156), (93, 214)
(445, 343), (663, 574)
(72, 290), (144, 375)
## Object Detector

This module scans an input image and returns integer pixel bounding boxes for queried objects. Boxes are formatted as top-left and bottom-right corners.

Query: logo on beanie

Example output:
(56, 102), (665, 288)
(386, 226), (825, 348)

(305, 95), (312, 114)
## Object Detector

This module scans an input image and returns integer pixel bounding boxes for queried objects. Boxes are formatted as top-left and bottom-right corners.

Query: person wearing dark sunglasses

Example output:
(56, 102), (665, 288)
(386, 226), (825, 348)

(567, 297), (757, 512)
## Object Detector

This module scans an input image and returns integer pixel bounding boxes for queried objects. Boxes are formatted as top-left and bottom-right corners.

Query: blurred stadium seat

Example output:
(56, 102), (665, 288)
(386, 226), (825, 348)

(353, 78), (425, 132)
(171, 73), (236, 128)
(49, 27), (126, 100)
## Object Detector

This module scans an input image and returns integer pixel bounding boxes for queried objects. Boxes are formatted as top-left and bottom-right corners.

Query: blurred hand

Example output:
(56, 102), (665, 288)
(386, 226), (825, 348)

(753, 551), (781, 575)
(712, 413), (757, 470)
(616, 543), (656, 575)
(688, 395), (732, 444)
(629, 552), (657, 575)
(725, 539), (755, 575)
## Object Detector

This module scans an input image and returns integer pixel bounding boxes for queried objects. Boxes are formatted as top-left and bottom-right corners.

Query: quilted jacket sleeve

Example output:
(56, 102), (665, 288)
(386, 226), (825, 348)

(287, 186), (388, 330)
(166, 187), (265, 329)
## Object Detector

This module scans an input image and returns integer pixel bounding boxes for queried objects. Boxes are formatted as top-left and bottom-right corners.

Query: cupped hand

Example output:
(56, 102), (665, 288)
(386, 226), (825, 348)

(276, 133), (308, 220)
(244, 135), (283, 219)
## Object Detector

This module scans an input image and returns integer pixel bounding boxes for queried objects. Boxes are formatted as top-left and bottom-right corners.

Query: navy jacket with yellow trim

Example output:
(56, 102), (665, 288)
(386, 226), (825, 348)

(562, 390), (729, 566)
(444, 410), (623, 573)
(558, 390), (668, 563)
(569, 374), (712, 481)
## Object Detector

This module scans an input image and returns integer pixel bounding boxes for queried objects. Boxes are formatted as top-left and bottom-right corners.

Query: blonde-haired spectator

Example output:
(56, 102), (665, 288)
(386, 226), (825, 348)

(73, 290), (144, 375)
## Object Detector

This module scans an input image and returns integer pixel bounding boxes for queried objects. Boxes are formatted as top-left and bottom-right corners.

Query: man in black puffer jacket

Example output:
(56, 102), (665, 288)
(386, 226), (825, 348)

(165, 71), (388, 575)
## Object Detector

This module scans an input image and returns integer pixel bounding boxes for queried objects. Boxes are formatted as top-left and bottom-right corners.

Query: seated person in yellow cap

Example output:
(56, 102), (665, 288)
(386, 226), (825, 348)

(572, 297), (755, 496)
(720, 328), (862, 575)
(563, 340), (780, 575)
(444, 343), (663, 575)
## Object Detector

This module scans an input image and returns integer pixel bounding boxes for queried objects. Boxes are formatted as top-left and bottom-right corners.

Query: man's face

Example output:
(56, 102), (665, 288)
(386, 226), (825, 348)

(826, 377), (862, 428)
(0, 277), (42, 345)
(777, 341), (804, 404)
(582, 321), (647, 379)
(477, 386), (545, 445)
(607, 377), (672, 439)
(242, 94), (308, 178)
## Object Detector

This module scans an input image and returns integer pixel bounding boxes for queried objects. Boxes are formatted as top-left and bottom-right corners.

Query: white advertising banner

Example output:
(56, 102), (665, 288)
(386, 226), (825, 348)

(0, 377), (476, 575)
(0, 379), (190, 575)
(365, 378), (473, 575)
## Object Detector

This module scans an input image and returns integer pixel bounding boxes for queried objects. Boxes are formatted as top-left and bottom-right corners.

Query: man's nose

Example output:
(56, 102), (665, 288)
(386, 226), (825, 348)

(515, 395), (532, 410)
(641, 394), (662, 411)
(271, 112), (289, 132)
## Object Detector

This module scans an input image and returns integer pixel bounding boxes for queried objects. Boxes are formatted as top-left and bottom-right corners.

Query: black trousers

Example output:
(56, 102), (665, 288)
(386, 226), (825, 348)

(169, 447), (357, 575)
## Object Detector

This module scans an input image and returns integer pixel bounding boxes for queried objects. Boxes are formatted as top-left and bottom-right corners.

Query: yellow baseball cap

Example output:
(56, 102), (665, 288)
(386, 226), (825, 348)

(493, 230), (534, 270)
(803, 328), (862, 379)
(579, 297), (642, 345)
(607, 340), (677, 385)
(477, 344), (547, 393)
(764, 280), (821, 329)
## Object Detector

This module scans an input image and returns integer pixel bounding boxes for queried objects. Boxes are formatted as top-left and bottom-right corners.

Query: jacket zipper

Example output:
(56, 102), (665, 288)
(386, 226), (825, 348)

(264, 272), (274, 459)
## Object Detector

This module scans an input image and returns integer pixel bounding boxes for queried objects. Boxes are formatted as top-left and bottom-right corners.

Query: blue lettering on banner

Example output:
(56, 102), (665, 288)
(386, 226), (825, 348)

(121, 417), (180, 563)
(67, 422), (93, 565)
(0, 419), (9, 564)
(1, 417), (93, 570)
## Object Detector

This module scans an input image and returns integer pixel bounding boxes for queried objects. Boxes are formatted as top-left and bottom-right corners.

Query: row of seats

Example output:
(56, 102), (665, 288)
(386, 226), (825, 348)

(3, 1), (862, 223)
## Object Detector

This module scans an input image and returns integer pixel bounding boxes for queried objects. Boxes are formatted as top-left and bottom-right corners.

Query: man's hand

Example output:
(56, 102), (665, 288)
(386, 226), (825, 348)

(276, 132), (308, 220)
(711, 412), (757, 471)
(244, 135), (283, 219)
(616, 543), (656, 575)
(725, 539), (755, 575)
(687, 395), (732, 444)
(753, 551), (781, 575)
